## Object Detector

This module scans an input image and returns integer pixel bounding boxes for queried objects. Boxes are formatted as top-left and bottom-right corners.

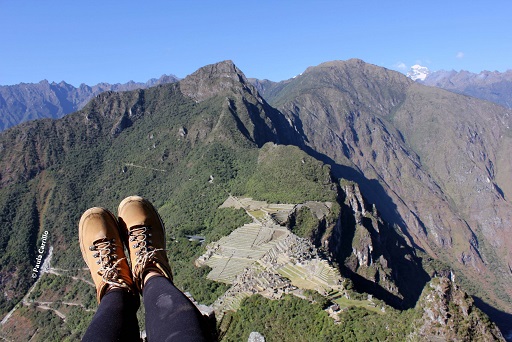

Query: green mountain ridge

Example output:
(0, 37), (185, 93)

(0, 59), (510, 340)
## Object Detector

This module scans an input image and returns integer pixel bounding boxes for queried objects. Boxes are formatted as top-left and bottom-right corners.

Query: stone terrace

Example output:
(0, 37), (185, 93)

(196, 221), (290, 283)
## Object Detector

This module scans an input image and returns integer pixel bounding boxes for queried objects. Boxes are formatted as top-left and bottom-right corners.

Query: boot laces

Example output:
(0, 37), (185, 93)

(90, 238), (129, 289)
(128, 226), (165, 276)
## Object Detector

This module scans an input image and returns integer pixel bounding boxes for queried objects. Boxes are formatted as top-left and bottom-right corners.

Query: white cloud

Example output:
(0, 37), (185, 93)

(456, 51), (465, 59)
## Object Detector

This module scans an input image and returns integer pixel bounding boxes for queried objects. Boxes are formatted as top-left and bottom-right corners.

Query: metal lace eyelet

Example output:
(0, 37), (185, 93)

(93, 253), (99, 258)
(89, 246), (96, 251)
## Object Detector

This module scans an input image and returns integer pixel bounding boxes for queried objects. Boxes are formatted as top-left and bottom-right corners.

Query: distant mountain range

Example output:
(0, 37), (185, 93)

(406, 65), (512, 109)
(1, 60), (511, 340)
(423, 69), (512, 109)
(0, 75), (179, 131)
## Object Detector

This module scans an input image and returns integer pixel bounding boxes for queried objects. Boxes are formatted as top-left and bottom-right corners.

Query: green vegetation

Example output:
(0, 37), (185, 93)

(246, 144), (337, 204)
(0, 182), (39, 313)
(334, 297), (385, 314)
(289, 206), (320, 239)
(220, 295), (415, 341)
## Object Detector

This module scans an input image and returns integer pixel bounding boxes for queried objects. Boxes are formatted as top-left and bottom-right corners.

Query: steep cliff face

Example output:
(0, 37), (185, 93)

(394, 83), (512, 269)
(325, 180), (430, 308)
(410, 277), (505, 341)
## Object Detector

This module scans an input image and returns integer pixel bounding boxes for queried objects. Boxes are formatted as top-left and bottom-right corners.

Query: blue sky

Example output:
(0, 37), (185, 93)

(1, 0), (511, 86)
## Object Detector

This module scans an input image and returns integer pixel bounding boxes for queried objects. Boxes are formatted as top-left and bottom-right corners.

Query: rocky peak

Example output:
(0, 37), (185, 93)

(411, 277), (505, 341)
(179, 60), (258, 103)
(341, 181), (370, 219)
(178, 61), (296, 148)
(274, 59), (411, 120)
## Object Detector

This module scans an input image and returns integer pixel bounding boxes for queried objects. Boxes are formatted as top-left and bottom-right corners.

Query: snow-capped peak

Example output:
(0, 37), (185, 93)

(406, 64), (430, 81)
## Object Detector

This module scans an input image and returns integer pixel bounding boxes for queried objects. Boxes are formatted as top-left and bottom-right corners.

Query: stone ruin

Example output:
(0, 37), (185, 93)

(196, 196), (345, 318)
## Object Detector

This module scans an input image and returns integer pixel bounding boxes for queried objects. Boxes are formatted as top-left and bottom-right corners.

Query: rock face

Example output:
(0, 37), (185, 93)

(410, 277), (505, 341)
(0, 75), (179, 131)
(178, 61), (295, 147)
(326, 180), (430, 309)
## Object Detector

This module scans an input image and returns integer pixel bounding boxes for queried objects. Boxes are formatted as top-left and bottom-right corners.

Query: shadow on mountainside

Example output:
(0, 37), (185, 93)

(333, 188), (430, 310)
(473, 297), (512, 341)
(300, 145), (423, 252)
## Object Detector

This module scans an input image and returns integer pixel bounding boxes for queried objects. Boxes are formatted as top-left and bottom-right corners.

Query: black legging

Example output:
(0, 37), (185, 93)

(82, 276), (208, 341)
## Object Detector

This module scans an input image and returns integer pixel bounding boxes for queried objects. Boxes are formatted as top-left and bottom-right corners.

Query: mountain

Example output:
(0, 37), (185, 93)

(421, 69), (512, 109)
(253, 59), (512, 336)
(0, 60), (509, 340)
(406, 64), (430, 81)
(0, 75), (179, 131)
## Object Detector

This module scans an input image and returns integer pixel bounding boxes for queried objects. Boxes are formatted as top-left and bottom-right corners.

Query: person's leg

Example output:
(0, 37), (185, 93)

(118, 196), (210, 341)
(82, 289), (140, 342)
(143, 275), (207, 342)
(79, 207), (140, 341)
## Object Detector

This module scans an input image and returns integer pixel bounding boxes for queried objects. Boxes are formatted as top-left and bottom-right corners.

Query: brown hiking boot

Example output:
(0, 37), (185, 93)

(117, 196), (173, 291)
(79, 207), (135, 303)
